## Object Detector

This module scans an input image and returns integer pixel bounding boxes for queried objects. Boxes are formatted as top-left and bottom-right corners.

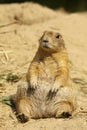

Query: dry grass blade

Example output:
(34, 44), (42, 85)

(0, 21), (17, 28)
(2, 49), (9, 61)
(72, 78), (87, 85)
(0, 50), (12, 54)
(0, 49), (13, 63)
(0, 30), (16, 34)
(0, 21), (17, 34)
(0, 58), (7, 64)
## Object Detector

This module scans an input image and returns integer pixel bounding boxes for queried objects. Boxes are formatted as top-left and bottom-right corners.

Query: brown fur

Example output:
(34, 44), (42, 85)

(14, 31), (77, 122)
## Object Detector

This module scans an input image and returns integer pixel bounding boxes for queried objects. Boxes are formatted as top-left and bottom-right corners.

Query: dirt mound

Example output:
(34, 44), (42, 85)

(0, 2), (56, 25)
(0, 2), (87, 130)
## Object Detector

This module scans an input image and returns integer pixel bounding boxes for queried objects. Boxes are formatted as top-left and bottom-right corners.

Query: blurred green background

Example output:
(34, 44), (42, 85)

(0, 0), (87, 12)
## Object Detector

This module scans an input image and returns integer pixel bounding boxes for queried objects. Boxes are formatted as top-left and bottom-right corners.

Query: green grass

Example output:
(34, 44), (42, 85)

(0, 96), (12, 106)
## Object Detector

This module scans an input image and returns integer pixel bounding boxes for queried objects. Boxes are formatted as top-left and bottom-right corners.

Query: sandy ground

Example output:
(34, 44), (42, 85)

(0, 2), (87, 130)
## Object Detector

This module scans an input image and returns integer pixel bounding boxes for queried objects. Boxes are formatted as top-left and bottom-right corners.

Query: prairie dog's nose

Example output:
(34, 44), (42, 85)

(42, 38), (49, 48)
(43, 39), (48, 43)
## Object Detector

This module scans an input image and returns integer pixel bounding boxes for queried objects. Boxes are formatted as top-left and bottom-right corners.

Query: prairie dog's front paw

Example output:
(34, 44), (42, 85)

(29, 78), (38, 89)
(51, 82), (61, 92)
(47, 82), (62, 100)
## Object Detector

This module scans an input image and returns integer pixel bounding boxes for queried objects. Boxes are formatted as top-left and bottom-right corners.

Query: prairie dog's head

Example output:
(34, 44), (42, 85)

(39, 31), (65, 52)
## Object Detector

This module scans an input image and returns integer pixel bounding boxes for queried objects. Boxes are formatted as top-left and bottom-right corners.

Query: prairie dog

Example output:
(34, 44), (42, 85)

(27, 31), (69, 91)
(14, 31), (77, 123)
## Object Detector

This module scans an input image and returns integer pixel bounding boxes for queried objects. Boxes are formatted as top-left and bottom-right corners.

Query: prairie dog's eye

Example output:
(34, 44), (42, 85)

(55, 34), (61, 39)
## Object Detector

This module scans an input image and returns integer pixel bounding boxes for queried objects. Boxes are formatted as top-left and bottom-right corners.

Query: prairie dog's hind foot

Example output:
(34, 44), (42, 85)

(17, 113), (29, 123)
(14, 82), (34, 122)
(55, 101), (74, 118)
(16, 98), (32, 123)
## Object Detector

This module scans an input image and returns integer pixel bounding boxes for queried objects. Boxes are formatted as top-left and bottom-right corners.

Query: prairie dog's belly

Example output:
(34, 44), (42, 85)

(29, 60), (59, 114)
(38, 71), (54, 92)
(37, 60), (58, 89)
(29, 83), (58, 118)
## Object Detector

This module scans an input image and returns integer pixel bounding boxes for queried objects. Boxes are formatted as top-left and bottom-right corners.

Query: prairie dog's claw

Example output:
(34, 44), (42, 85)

(29, 79), (38, 89)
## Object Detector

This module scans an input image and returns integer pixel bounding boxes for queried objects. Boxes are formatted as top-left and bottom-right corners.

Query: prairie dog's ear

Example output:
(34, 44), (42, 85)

(41, 31), (47, 37)
(43, 30), (48, 34)
(39, 31), (46, 43)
